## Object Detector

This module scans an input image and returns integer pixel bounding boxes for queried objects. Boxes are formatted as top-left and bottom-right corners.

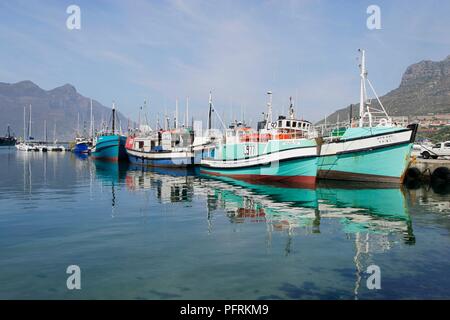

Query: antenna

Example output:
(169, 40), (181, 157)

(289, 96), (295, 119)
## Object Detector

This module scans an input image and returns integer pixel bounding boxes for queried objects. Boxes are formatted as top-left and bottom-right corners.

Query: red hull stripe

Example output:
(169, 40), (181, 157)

(92, 156), (119, 162)
(200, 170), (316, 189)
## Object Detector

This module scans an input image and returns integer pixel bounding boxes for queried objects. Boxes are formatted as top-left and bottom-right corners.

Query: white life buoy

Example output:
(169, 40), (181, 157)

(378, 118), (388, 127)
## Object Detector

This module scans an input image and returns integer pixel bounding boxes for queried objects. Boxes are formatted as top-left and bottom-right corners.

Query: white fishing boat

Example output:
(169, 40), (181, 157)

(126, 98), (196, 167)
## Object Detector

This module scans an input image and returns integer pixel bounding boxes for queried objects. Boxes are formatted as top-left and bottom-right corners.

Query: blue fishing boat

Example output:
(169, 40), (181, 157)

(92, 102), (127, 162)
(317, 50), (418, 184)
(73, 100), (94, 154)
(73, 138), (91, 154)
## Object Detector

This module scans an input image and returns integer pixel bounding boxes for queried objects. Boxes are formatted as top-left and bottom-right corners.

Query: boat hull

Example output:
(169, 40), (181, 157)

(73, 142), (90, 154)
(318, 126), (417, 184)
(127, 148), (195, 168)
(0, 138), (16, 146)
(200, 146), (318, 188)
(92, 135), (127, 162)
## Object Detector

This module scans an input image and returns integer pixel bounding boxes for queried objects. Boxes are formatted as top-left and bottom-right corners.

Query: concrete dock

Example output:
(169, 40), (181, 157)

(410, 157), (450, 171)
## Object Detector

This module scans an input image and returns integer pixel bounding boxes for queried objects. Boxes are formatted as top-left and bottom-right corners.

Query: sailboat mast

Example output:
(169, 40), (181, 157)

(29, 104), (32, 139)
(359, 49), (367, 127)
(23, 106), (26, 141)
(44, 120), (47, 143)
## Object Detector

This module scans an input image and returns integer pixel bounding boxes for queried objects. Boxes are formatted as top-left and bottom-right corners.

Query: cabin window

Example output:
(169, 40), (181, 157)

(286, 121), (291, 127)
(278, 121), (282, 127)
(292, 122), (297, 128)
(434, 144), (441, 148)
(139, 141), (144, 149)
(444, 142), (450, 148)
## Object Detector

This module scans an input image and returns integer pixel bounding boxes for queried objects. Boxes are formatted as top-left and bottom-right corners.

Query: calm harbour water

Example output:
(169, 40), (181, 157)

(0, 146), (450, 300)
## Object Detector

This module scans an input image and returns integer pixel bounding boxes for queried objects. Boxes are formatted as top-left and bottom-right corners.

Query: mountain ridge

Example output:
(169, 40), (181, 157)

(0, 80), (128, 140)
(318, 55), (450, 124)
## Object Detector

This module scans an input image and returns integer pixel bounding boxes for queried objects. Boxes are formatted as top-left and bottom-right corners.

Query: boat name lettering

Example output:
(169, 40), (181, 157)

(377, 135), (394, 144)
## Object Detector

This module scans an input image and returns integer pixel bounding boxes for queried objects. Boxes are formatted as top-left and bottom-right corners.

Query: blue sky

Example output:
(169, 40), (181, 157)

(1, 0), (449, 126)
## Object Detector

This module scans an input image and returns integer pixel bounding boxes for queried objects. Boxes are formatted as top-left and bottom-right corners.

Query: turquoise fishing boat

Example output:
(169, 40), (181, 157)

(92, 102), (127, 161)
(317, 50), (418, 184)
(200, 93), (318, 188)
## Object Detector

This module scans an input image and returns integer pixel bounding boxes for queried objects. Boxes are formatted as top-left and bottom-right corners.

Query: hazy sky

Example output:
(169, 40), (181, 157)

(1, 0), (449, 126)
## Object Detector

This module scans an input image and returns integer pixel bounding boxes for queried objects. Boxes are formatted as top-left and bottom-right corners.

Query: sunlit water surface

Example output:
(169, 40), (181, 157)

(1, 147), (450, 299)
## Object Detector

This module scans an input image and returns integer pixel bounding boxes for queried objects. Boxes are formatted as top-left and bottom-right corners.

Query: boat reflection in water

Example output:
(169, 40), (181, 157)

(123, 166), (413, 240)
(124, 167), (415, 298)
(125, 165), (196, 204)
(92, 160), (129, 216)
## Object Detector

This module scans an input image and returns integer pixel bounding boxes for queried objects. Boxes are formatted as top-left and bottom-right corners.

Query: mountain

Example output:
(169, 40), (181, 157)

(318, 55), (450, 124)
(0, 80), (129, 141)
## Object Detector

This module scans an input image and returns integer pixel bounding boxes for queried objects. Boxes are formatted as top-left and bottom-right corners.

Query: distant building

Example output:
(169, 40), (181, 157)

(393, 113), (450, 130)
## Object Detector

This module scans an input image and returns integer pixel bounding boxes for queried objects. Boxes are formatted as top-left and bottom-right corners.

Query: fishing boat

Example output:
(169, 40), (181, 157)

(317, 49), (418, 184)
(0, 125), (16, 146)
(200, 92), (318, 188)
(126, 99), (195, 167)
(92, 102), (127, 161)
(73, 99), (94, 154)
(73, 137), (91, 154)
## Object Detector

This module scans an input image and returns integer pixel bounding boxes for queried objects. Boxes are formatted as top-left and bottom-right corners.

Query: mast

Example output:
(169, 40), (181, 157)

(208, 91), (212, 130)
(44, 120), (47, 143)
(143, 99), (149, 129)
(29, 104), (32, 139)
(53, 122), (56, 144)
(174, 98), (179, 129)
(289, 96), (295, 120)
(185, 97), (189, 127)
(112, 101), (116, 134)
(349, 104), (353, 126)
(359, 49), (367, 127)
(90, 99), (93, 139)
(23, 106), (26, 142)
(265, 91), (273, 129)
(138, 105), (142, 131)
(77, 112), (80, 136)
